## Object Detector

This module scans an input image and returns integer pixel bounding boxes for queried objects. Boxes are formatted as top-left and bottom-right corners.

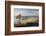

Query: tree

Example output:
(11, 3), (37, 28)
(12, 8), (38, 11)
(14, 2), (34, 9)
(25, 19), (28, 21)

(16, 14), (21, 24)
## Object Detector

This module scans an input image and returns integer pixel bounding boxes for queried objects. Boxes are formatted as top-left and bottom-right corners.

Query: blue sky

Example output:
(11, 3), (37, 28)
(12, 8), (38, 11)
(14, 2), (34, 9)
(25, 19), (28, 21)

(14, 8), (39, 16)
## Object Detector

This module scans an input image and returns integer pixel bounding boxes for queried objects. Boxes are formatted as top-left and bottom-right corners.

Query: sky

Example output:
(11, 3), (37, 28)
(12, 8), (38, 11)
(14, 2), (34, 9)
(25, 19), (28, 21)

(14, 8), (39, 16)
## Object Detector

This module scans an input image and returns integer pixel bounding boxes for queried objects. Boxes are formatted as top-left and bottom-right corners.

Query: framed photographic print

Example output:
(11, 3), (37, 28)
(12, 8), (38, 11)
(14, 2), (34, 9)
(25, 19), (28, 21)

(5, 1), (45, 35)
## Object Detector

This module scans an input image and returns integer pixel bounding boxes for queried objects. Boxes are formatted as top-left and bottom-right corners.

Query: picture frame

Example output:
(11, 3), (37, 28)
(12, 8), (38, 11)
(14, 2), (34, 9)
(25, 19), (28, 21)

(5, 1), (45, 35)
